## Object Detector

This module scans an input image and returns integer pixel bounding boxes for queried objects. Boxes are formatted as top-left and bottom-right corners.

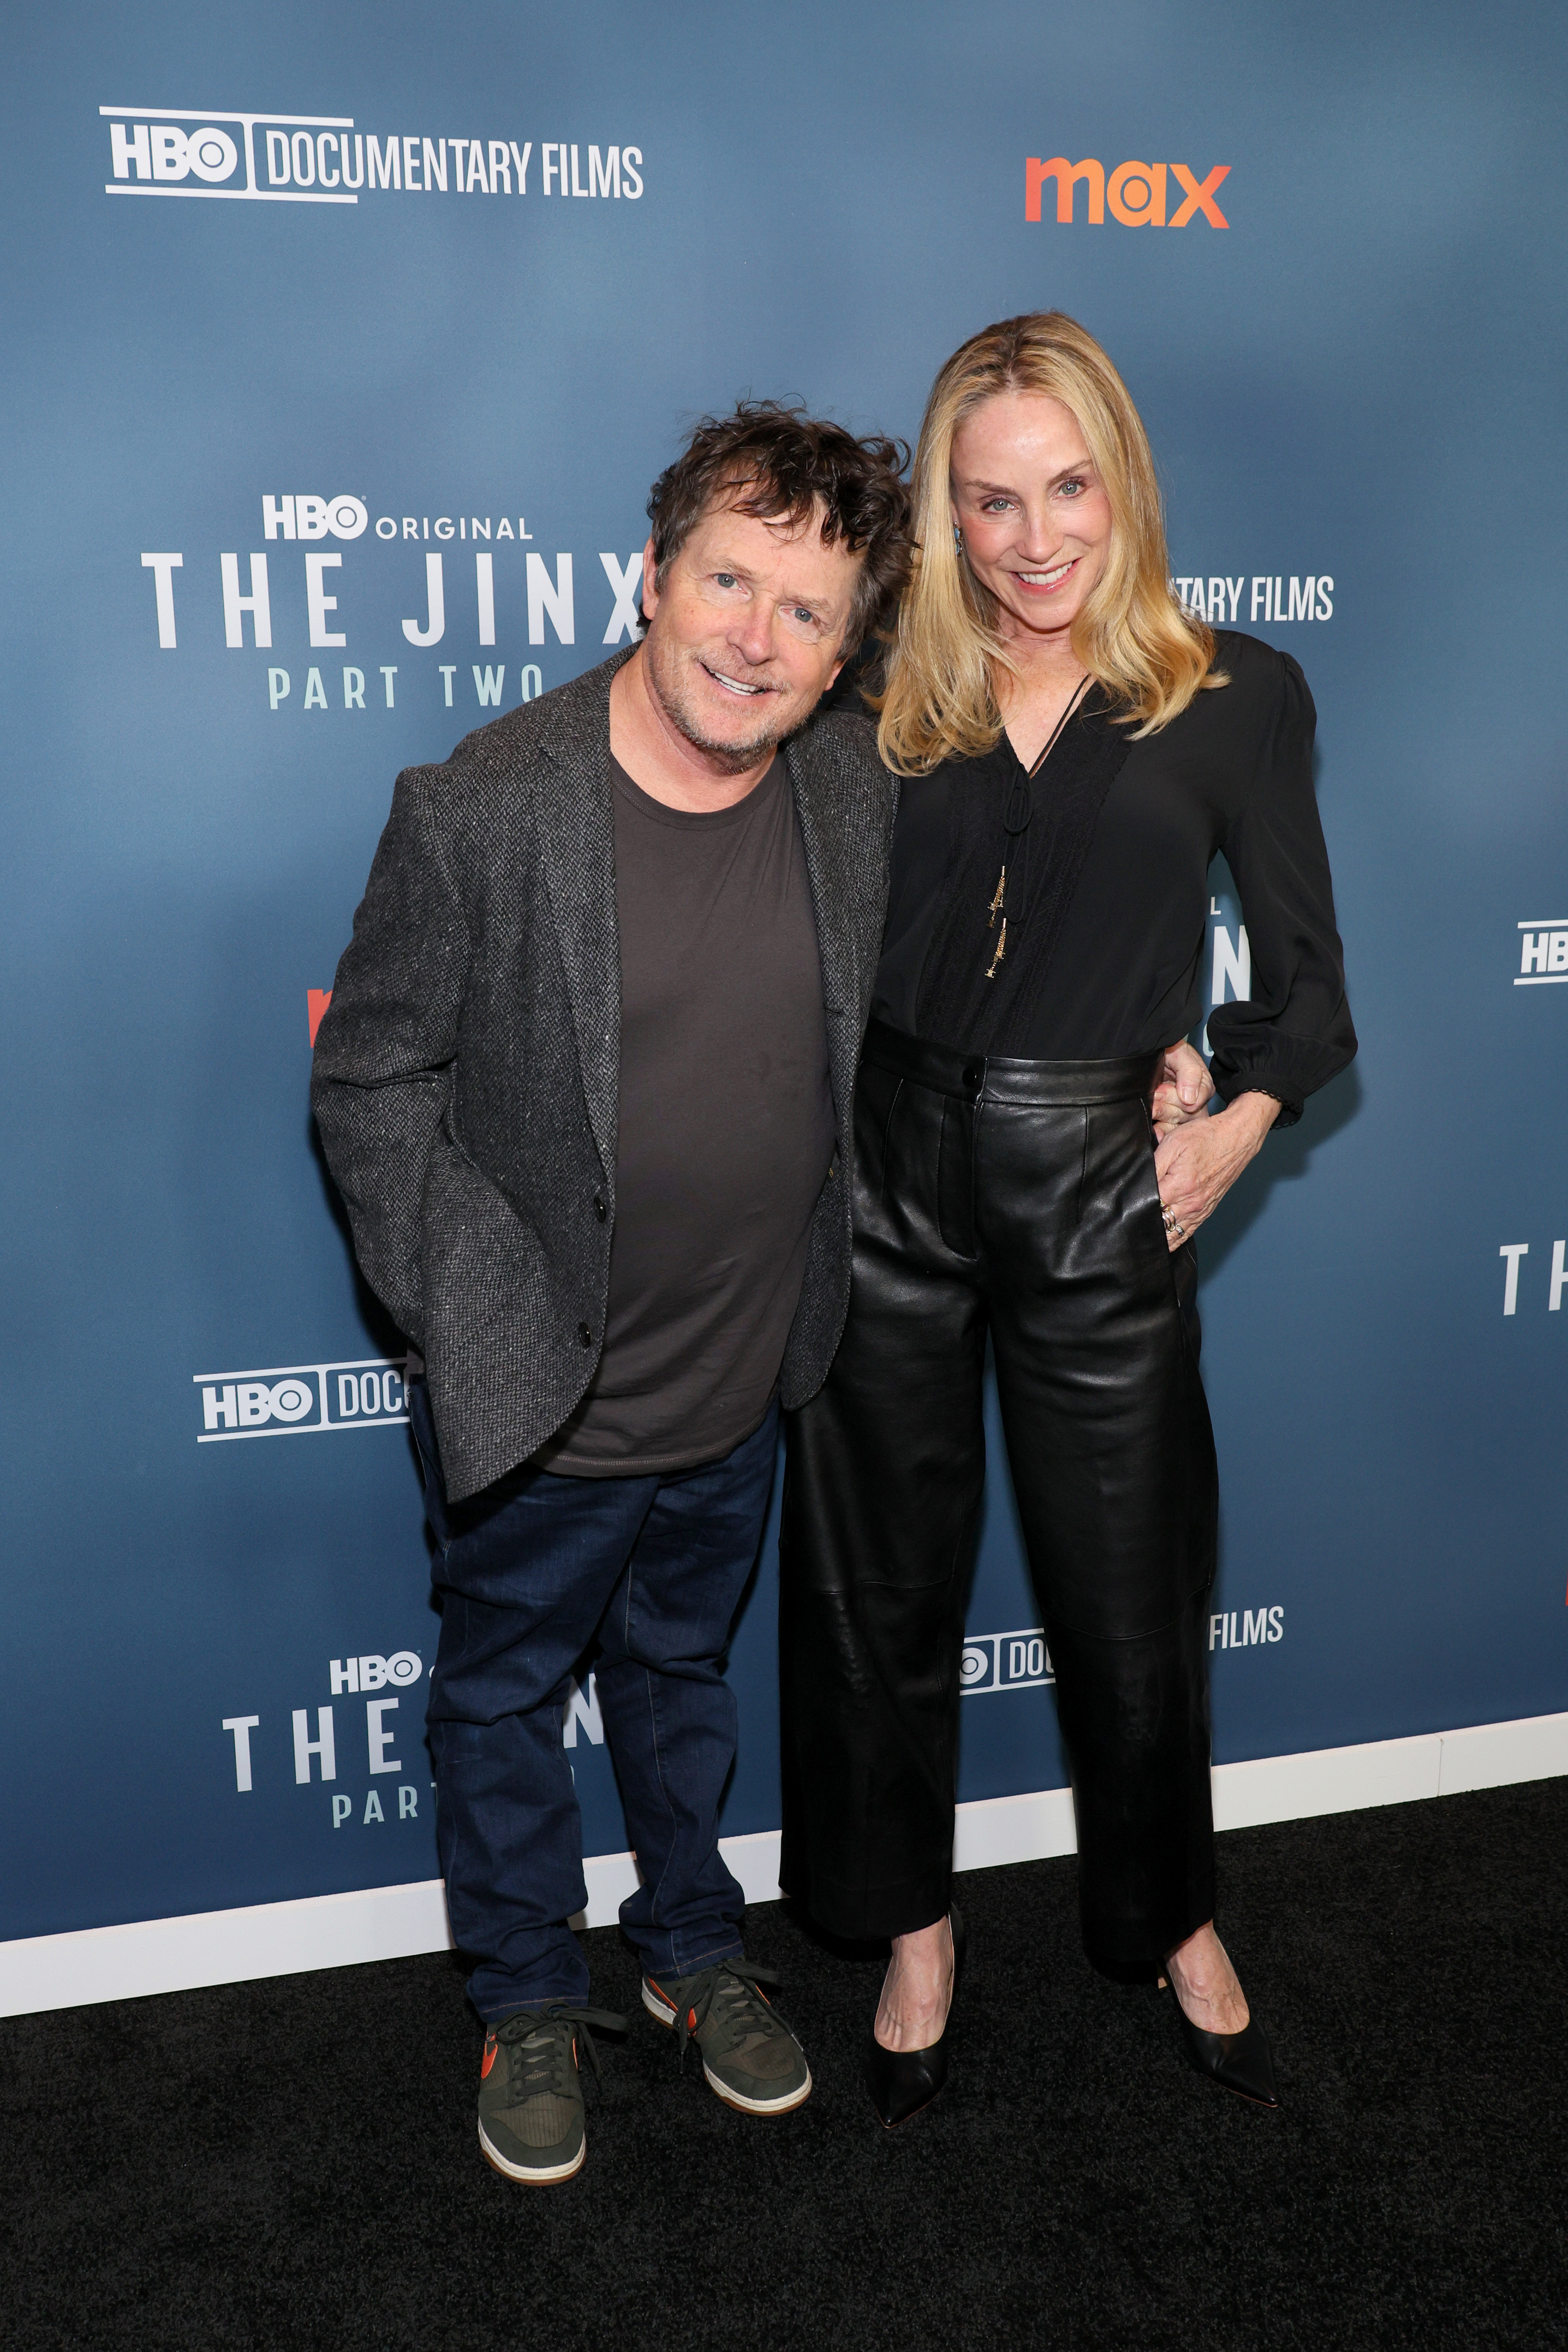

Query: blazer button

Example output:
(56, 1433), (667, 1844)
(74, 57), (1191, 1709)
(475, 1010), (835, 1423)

(592, 1194), (607, 1221)
(577, 1322), (593, 1348)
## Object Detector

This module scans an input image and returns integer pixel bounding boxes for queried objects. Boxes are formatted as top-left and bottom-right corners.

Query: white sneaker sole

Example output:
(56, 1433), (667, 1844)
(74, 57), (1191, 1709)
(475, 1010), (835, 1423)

(641, 1978), (813, 2114)
(478, 2118), (585, 2184)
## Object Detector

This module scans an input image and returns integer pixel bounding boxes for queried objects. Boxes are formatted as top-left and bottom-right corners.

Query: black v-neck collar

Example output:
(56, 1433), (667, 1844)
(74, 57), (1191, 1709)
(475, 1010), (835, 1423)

(913, 692), (1132, 1055)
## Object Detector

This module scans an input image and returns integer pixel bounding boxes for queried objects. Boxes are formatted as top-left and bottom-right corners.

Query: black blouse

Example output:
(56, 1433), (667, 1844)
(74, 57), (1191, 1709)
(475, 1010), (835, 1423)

(868, 632), (1356, 1123)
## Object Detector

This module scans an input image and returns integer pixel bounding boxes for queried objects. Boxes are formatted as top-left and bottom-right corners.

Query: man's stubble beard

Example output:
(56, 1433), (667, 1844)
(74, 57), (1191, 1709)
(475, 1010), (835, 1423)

(641, 630), (797, 777)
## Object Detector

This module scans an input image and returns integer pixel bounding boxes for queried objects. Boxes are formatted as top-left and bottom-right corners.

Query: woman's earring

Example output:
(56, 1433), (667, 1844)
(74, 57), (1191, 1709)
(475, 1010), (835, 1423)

(953, 524), (964, 556)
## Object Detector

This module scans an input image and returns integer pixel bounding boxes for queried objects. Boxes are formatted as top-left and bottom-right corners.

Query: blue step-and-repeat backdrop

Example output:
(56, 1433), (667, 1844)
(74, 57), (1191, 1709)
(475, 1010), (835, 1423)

(4, 0), (1565, 1947)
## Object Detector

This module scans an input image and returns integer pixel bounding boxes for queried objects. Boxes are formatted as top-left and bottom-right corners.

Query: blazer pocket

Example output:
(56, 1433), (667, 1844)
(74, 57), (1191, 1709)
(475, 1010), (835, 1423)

(421, 1129), (546, 1310)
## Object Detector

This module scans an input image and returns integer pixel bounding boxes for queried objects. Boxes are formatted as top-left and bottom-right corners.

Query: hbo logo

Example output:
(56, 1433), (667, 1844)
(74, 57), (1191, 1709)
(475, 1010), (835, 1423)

(329, 1652), (422, 1695)
(109, 122), (240, 184)
(203, 1376), (314, 1432)
(262, 494), (368, 541)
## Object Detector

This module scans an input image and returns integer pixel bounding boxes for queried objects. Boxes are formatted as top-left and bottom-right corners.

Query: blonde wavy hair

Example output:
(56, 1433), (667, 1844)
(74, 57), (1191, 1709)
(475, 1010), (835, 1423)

(876, 311), (1223, 774)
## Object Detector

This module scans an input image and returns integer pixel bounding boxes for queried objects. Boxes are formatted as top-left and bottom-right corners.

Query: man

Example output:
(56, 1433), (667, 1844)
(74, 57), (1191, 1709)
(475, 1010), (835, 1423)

(312, 405), (914, 2184)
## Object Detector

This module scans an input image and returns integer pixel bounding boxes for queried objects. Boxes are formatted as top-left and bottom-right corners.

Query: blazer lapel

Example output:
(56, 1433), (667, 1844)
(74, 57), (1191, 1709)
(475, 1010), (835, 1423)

(529, 655), (632, 1185)
(786, 731), (862, 1134)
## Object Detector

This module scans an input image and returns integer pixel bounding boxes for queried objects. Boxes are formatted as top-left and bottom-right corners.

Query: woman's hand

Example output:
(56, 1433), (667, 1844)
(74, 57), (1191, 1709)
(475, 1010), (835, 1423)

(1151, 1039), (1215, 1140)
(1154, 1091), (1280, 1250)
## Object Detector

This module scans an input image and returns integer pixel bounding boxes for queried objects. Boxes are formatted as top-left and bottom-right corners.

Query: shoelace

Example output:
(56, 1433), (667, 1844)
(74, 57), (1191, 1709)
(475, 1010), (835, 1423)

(497, 2002), (629, 2096)
(673, 1961), (786, 2070)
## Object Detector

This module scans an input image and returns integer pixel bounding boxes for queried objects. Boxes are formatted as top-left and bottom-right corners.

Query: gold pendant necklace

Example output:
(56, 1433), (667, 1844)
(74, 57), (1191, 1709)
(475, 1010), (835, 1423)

(984, 866), (1007, 982)
(981, 674), (1093, 984)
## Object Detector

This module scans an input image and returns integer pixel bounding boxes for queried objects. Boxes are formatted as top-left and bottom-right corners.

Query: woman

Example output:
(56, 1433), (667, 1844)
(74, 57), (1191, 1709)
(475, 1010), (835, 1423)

(779, 312), (1356, 2120)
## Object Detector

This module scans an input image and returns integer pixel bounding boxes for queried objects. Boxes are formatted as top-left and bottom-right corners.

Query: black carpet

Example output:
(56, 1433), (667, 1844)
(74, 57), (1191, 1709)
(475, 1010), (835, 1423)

(5, 1779), (1566, 2352)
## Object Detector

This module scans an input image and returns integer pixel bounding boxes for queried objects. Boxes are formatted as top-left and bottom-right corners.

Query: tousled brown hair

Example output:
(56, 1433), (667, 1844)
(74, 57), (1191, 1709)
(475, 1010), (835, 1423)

(647, 401), (913, 651)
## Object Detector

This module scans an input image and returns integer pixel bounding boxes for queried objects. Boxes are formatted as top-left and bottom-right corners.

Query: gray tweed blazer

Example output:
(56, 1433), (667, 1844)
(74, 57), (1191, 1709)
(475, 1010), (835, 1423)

(311, 648), (896, 1501)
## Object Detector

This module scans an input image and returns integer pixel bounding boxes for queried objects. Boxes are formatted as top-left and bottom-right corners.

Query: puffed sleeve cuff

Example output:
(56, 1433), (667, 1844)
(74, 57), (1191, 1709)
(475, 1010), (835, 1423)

(1207, 1023), (1358, 1130)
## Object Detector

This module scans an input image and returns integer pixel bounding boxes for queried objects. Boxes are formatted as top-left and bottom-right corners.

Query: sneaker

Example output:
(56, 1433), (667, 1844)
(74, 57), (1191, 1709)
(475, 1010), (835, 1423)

(476, 2003), (626, 2184)
(642, 1958), (812, 2115)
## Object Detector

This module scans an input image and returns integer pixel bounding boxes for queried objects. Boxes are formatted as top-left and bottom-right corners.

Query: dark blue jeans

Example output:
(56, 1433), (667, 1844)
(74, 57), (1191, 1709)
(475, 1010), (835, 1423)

(410, 1380), (777, 2020)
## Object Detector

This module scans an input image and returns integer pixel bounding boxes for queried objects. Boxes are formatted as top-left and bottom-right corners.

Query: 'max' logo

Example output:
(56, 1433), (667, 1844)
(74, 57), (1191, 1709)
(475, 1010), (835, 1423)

(1025, 157), (1229, 227)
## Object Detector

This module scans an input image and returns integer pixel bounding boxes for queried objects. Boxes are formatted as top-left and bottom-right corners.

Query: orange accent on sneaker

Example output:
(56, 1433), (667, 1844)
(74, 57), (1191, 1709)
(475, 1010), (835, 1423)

(480, 2032), (499, 2080)
(687, 2008), (697, 2032)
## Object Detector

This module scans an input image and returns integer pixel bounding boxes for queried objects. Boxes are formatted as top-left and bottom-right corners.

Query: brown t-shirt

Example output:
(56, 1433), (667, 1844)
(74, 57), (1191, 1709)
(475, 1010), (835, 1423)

(536, 753), (835, 1475)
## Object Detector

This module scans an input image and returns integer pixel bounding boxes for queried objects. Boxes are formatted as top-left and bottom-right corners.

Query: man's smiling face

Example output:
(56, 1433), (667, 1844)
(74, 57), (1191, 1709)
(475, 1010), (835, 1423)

(638, 497), (862, 773)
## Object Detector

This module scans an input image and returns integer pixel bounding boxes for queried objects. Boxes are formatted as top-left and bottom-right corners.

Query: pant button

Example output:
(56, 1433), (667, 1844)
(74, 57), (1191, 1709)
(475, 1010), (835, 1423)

(577, 1322), (593, 1347)
(962, 1061), (984, 1090)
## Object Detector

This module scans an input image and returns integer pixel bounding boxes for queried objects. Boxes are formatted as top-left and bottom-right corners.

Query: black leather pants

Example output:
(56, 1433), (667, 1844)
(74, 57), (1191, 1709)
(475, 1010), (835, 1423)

(779, 1022), (1219, 1981)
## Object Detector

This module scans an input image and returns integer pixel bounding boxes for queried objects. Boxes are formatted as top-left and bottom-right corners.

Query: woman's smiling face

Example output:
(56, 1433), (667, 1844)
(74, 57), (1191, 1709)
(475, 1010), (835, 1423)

(949, 390), (1114, 646)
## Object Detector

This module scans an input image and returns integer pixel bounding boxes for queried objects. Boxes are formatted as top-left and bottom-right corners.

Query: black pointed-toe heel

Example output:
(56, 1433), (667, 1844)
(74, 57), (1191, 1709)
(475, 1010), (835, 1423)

(864, 1905), (967, 2128)
(1169, 1987), (1279, 2109)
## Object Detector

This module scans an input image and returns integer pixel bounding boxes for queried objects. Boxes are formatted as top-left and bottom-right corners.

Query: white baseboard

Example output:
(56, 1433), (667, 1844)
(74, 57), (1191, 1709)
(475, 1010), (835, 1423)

(0, 1875), (456, 2021)
(952, 1785), (1080, 1870)
(1436, 1710), (1568, 1793)
(2, 1710), (1563, 2019)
